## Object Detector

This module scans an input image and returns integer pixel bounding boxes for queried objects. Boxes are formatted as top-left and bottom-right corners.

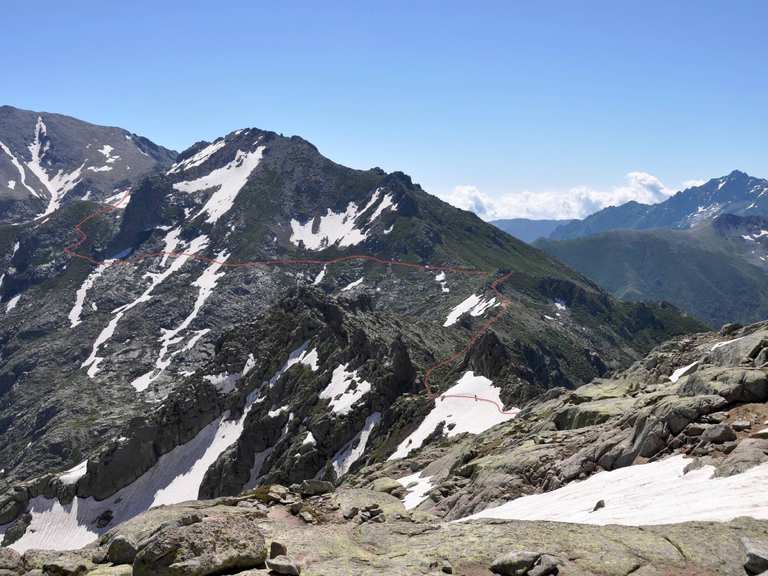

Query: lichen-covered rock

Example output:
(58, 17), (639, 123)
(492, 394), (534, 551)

(0, 547), (22, 574)
(131, 511), (267, 576)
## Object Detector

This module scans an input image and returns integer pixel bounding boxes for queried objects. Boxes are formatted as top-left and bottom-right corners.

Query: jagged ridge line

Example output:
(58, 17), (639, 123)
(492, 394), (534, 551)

(63, 191), (518, 416)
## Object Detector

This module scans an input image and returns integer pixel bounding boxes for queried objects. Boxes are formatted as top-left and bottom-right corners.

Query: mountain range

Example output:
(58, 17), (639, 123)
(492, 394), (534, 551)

(549, 170), (768, 240)
(1, 106), (767, 576)
(538, 214), (768, 327)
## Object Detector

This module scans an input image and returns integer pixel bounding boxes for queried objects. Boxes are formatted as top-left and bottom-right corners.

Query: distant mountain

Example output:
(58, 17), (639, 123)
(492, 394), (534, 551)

(538, 213), (768, 327)
(0, 113), (702, 545)
(0, 105), (176, 224)
(490, 218), (575, 243)
(550, 170), (768, 240)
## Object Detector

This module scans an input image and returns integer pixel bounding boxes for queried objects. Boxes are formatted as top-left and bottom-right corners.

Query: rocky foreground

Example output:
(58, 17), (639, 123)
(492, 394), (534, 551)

(4, 320), (768, 574)
(1, 479), (768, 576)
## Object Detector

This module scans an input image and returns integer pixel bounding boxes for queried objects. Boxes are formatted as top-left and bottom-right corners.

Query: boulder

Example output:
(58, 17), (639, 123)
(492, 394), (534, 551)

(743, 538), (768, 574)
(41, 555), (95, 576)
(104, 534), (138, 565)
(701, 424), (737, 445)
(270, 541), (288, 559)
(22, 550), (94, 573)
(679, 368), (768, 404)
(490, 550), (541, 575)
(131, 511), (267, 576)
(297, 479), (334, 497)
(265, 555), (301, 575)
(529, 554), (560, 576)
(733, 420), (753, 432)
(371, 478), (402, 494)
(554, 398), (633, 430)
(0, 548), (22, 574)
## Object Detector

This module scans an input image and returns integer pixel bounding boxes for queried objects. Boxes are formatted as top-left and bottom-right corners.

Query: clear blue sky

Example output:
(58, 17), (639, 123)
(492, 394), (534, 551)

(3, 1), (766, 218)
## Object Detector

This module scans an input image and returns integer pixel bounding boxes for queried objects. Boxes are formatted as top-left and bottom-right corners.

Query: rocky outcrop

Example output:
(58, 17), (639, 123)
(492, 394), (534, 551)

(1, 484), (766, 575)
(345, 321), (768, 521)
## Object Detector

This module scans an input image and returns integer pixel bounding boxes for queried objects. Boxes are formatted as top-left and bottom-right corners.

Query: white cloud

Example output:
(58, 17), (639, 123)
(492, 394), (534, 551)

(440, 172), (697, 221)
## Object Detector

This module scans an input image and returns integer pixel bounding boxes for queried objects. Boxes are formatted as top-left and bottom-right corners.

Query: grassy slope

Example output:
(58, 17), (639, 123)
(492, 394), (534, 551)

(538, 228), (768, 328)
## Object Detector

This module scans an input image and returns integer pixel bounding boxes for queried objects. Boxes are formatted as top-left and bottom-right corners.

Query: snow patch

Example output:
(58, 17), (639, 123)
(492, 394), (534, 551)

(5, 294), (20, 312)
(83, 235), (210, 379)
(0, 387), (264, 553)
(173, 146), (265, 223)
(443, 294), (499, 327)
(711, 336), (746, 351)
(669, 361), (699, 383)
(398, 471), (434, 510)
(0, 140), (38, 198)
(462, 455), (768, 525)
(289, 188), (397, 250)
(341, 277), (364, 291)
(331, 412), (381, 477)
(303, 432), (317, 446)
(130, 248), (228, 391)
(26, 117), (84, 218)
(389, 371), (517, 460)
(435, 271), (449, 293)
(58, 460), (88, 485)
(268, 342), (320, 388)
(203, 372), (240, 394)
(169, 139), (227, 173)
(69, 260), (113, 327)
(320, 364), (372, 415)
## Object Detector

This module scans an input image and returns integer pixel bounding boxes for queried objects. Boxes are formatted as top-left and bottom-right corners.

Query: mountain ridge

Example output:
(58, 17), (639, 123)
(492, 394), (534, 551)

(538, 213), (768, 327)
(0, 109), (703, 553)
(0, 105), (176, 224)
(550, 170), (768, 240)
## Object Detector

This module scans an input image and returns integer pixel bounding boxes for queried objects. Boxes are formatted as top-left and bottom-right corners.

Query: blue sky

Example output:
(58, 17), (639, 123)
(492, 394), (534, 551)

(3, 1), (766, 219)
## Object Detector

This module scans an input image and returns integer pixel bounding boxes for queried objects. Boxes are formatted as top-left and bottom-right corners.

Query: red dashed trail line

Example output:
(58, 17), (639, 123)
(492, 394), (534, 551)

(64, 192), (517, 416)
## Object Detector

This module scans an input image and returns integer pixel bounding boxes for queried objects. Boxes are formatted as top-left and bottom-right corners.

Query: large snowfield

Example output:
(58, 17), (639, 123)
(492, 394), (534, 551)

(464, 454), (768, 525)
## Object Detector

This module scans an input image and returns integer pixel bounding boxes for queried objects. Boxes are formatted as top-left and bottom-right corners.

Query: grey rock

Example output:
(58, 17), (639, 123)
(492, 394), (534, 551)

(104, 534), (138, 565)
(265, 554), (301, 575)
(131, 512), (267, 576)
(701, 424), (737, 444)
(297, 479), (334, 497)
(21, 550), (94, 573)
(490, 550), (541, 575)
(733, 420), (753, 431)
(529, 554), (560, 576)
(270, 541), (288, 559)
(0, 547), (22, 573)
(743, 538), (768, 574)
(371, 477), (402, 494)
(41, 556), (94, 576)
